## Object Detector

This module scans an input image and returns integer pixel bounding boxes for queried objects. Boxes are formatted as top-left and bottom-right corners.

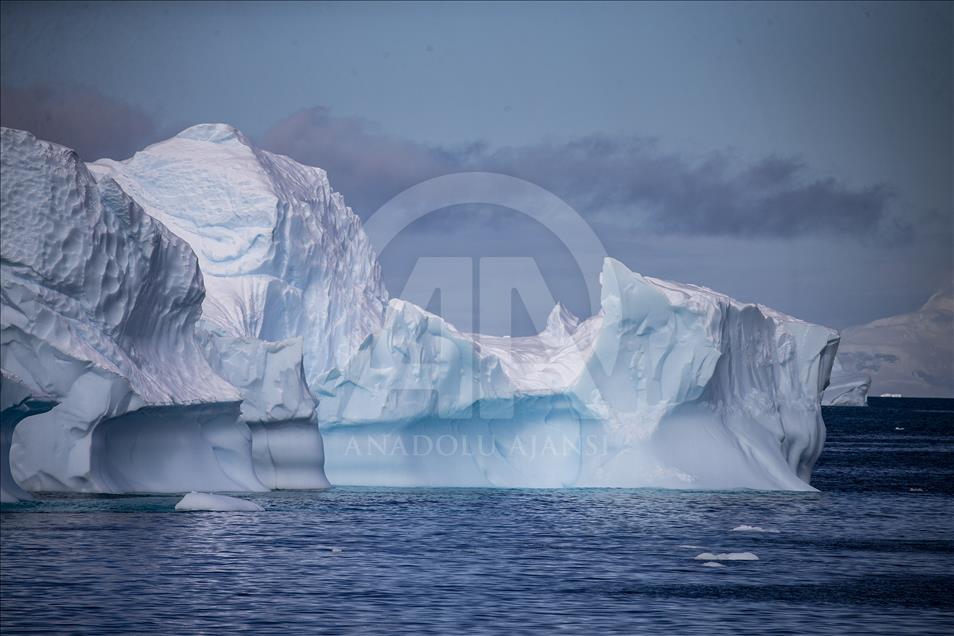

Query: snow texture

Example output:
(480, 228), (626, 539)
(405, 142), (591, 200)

(89, 123), (387, 386)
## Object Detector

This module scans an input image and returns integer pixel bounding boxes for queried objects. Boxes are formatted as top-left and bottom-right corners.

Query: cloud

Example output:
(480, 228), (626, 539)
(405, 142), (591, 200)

(0, 91), (905, 242)
(0, 84), (163, 161)
(260, 107), (471, 215)
(261, 106), (903, 241)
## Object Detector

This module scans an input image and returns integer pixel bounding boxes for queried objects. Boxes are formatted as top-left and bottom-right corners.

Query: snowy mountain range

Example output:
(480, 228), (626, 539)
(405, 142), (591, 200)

(834, 286), (953, 398)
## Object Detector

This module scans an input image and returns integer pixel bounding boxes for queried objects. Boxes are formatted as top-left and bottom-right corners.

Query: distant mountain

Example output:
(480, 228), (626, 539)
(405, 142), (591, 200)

(836, 285), (954, 398)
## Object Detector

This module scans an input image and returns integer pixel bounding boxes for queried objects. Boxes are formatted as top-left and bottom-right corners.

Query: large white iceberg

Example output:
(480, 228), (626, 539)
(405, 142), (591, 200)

(3, 124), (842, 495)
(0, 128), (333, 497)
(319, 259), (839, 490)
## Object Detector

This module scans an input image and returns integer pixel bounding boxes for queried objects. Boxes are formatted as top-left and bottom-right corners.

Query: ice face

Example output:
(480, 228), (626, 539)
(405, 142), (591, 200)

(1, 128), (237, 407)
(319, 258), (839, 490)
(1, 372), (55, 502)
(89, 123), (388, 387)
(1, 128), (327, 497)
(87, 123), (385, 491)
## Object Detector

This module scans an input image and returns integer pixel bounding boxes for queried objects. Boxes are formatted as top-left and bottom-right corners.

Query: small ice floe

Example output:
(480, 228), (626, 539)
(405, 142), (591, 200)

(895, 427), (905, 431)
(909, 488), (925, 493)
(701, 561), (725, 568)
(174, 492), (264, 512)
(731, 525), (780, 534)
(694, 552), (759, 561)
(678, 545), (705, 549)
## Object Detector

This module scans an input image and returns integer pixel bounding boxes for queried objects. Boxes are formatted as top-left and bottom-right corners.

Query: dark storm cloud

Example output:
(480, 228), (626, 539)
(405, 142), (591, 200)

(0, 84), (163, 161)
(261, 107), (475, 214)
(262, 107), (901, 241)
(0, 89), (904, 243)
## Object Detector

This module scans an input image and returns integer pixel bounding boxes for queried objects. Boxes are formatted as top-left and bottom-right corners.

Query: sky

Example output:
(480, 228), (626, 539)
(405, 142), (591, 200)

(2, 1), (951, 335)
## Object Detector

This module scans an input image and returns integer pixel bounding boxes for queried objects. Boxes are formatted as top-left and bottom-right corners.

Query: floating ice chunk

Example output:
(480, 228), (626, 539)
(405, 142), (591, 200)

(821, 360), (870, 406)
(694, 552), (759, 561)
(678, 545), (706, 549)
(895, 427), (905, 431)
(175, 492), (264, 512)
(731, 525), (780, 533)
(701, 562), (725, 568)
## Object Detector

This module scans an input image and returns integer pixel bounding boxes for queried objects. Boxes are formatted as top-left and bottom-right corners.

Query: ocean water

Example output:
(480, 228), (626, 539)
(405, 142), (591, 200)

(2, 399), (953, 634)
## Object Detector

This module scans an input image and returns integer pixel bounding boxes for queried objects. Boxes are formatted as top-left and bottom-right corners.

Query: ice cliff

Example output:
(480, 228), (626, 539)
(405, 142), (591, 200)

(1, 127), (257, 499)
(87, 124), (390, 490)
(1, 127), (356, 498)
(319, 259), (839, 490)
(3, 124), (842, 496)
(89, 123), (387, 385)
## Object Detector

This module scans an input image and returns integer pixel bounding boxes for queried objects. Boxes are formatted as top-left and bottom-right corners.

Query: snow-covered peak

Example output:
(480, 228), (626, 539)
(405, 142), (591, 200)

(89, 124), (388, 386)
(174, 123), (252, 145)
(836, 286), (953, 397)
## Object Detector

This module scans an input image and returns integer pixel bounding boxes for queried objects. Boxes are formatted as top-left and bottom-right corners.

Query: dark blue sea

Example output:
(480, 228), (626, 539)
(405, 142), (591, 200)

(2, 398), (953, 634)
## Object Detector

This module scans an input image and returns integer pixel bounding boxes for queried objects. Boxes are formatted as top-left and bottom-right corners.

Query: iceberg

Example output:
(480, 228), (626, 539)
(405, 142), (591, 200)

(87, 123), (391, 490)
(694, 552), (759, 561)
(319, 259), (839, 490)
(0, 128), (327, 496)
(1, 128), (266, 497)
(175, 491), (264, 512)
(2, 124), (841, 494)
(821, 360), (871, 406)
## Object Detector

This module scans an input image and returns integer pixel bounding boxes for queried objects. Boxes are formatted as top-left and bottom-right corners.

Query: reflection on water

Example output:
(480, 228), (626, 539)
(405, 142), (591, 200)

(2, 400), (953, 634)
